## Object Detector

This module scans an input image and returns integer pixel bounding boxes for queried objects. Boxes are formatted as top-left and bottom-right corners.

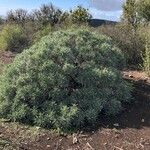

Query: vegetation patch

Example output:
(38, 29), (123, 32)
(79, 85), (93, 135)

(0, 29), (132, 131)
(0, 24), (28, 52)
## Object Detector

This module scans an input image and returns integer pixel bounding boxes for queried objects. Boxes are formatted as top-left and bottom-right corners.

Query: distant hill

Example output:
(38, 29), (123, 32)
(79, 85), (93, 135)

(88, 19), (117, 27)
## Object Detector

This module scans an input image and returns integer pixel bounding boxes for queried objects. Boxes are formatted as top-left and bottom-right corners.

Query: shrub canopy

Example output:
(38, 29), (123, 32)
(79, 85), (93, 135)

(0, 29), (132, 131)
(0, 24), (28, 52)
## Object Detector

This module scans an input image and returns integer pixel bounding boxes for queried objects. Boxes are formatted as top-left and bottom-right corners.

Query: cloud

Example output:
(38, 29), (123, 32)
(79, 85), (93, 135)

(90, 8), (122, 21)
(89, 0), (125, 11)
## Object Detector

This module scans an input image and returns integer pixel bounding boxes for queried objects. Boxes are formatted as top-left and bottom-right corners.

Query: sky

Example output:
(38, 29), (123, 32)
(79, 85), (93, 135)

(0, 0), (125, 21)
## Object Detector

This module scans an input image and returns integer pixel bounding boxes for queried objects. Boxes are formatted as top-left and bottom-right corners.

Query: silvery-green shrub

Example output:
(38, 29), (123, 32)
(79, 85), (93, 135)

(0, 29), (132, 131)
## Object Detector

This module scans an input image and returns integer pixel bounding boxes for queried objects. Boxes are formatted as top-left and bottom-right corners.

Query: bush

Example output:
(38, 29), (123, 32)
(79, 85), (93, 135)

(0, 17), (4, 25)
(70, 6), (92, 25)
(137, 0), (150, 22)
(33, 25), (52, 43)
(96, 24), (145, 65)
(6, 9), (28, 25)
(0, 24), (28, 52)
(0, 61), (4, 74)
(140, 25), (150, 75)
(144, 41), (150, 76)
(0, 29), (132, 131)
(32, 3), (62, 27)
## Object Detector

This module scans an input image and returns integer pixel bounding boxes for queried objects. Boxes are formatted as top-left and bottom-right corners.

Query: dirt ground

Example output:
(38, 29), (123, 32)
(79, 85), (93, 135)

(0, 51), (16, 64)
(0, 52), (150, 150)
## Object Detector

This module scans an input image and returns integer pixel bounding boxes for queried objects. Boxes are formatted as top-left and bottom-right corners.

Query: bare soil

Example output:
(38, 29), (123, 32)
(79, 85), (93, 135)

(0, 51), (16, 64)
(0, 52), (150, 150)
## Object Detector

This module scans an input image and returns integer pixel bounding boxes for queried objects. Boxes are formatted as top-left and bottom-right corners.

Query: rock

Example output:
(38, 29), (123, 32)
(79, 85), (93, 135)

(79, 134), (88, 138)
(113, 123), (119, 127)
(114, 146), (123, 150)
(83, 142), (94, 150)
(141, 119), (145, 123)
(73, 134), (78, 144)
(47, 145), (51, 148)
(47, 137), (50, 140)
(36, 126), (41, 130)
(115, 134), (120, 138)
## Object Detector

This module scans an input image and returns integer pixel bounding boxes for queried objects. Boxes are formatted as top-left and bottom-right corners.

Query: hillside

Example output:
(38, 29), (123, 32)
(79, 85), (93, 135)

(89, 19), (117, 27)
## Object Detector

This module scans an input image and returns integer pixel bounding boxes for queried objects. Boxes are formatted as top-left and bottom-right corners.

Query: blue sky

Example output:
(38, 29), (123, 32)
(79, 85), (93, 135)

(0, 0), (125, 21)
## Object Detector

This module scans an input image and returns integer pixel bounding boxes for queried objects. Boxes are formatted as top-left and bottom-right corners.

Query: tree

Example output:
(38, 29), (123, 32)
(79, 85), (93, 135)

(122, 0), (138, 28)
(137, 0), (150, 22)
(0, 16), (4, 25)
(32, 3), (62, 26)
(122, 0), (150, 25)
(70, 6), (92, 24)
(6, 9), (28, 25)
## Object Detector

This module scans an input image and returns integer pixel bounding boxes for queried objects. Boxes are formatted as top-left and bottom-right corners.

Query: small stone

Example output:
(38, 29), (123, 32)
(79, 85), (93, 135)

(83, 142), (94, 150)
(115, 134), (120, 138)
(73, 137), (78, 144)
(47, 137), (50, 140)
(59, 138), (63, 142)
(79, 134), (88, 138)
(47, 145), (51, 148)
(73, 134), (78, 144)
(141, 119), (145, 123)
(36, 126), (41, 130)
(104, 143), (108, 146)
(24, 142), (28, 145)
(113, 123), (119, 127)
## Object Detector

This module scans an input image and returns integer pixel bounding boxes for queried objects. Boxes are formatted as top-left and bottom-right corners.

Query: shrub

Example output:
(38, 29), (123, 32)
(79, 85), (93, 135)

(137, 0), (150, 22)
(6, 9), (28, 25)
(0, 29), (132, 131)
(59, 12), (72, 28)
(33, 25), (52, 43)
(32, 3), (62, 27)
(0, 24), (28, 52)
(97, 24), (145, 65)
(0, 17), (4, 25)
(0, 61), (4, 74)
(140, 25), (150, 75)
(70, 6), (92, 25)
(144, 41), (150, 76)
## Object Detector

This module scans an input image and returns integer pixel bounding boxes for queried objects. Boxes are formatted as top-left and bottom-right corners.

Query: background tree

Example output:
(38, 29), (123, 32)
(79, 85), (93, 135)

(70, 6), (92, 25)
(136, 0), (150, 22)
(122, 0), (138, 29)
(33, 4), (62, 27)
(0, 16), (4, 25)
(6, 9), (28, 25)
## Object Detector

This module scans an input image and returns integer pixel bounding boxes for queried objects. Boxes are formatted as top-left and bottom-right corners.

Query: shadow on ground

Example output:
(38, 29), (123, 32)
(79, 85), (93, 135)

(90, 77), (150, 131)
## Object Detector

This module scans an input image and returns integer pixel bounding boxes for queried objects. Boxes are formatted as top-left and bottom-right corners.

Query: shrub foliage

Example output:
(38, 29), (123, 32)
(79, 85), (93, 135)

(97, 24), (144, 65)
(144, 40), (150, 76)
(141, 26), (150, 75)
(0, 29), (132, 130)
(0, 24), (28, 52)
(70, 6), (92, 24)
